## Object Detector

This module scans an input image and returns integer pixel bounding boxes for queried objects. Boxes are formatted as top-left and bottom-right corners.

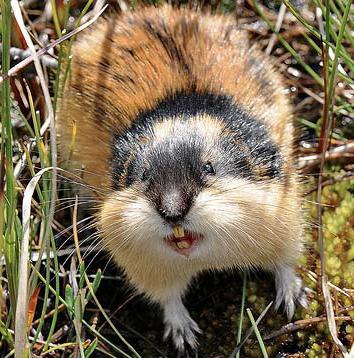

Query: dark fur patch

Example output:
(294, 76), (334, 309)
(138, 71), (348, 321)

(143, 19), (192, 77)
(247, 56), (275, 98)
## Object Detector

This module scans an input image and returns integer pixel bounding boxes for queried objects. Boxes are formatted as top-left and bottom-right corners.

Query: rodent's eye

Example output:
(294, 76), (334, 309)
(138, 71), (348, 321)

(202, 162), (215, 175)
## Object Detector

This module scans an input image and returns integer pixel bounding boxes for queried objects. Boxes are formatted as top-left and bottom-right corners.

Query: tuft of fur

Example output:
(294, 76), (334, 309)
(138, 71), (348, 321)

(57, 6), (307, 351)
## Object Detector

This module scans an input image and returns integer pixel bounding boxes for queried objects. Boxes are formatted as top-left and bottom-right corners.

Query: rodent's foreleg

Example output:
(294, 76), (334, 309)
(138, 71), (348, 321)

(162, 294), (201, 351)
(274, 264), (309, 319)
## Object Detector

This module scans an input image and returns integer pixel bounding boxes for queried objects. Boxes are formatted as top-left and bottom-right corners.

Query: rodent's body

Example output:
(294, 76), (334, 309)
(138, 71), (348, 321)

(58, 6), (307, 350)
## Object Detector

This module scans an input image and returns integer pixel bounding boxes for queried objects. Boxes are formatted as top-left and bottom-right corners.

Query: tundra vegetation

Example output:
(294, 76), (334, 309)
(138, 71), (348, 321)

(0, 0), (353, 357)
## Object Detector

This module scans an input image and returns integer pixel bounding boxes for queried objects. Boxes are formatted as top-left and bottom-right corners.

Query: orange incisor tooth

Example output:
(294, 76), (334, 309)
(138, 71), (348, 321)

(176, 240), (191, 249)
(173, 225), (185, 238)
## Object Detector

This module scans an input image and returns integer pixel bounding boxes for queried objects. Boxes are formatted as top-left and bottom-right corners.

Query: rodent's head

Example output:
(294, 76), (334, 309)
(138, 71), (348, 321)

(114, 117), (238, 223)
(99, 94), (301, 267)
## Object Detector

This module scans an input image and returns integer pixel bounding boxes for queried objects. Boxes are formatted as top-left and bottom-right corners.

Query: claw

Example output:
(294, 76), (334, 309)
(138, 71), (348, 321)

(163, 295), (201, 351)
(275, 265), (310, 320)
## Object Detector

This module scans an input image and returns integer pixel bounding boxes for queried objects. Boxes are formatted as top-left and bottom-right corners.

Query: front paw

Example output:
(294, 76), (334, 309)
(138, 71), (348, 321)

(275, 266), (311, 319)
(163, 297), (201, 351)
(164, 313), (201, 351)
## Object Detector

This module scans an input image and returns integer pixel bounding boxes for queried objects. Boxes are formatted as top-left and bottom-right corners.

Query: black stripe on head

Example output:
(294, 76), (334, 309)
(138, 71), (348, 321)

(142, 18), (193, 78)
(111, 91), (283, 190)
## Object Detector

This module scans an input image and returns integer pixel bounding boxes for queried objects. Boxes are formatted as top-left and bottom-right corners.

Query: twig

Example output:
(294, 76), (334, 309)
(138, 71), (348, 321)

(304, 171), (354, 195)
(7, 327), (73, 348)
(298, 142), (354, 169)
(322, 277), (349, 356)
(300, 85), (324, 105)
(327, 283), (352, 299)
(32, 304), (66, 327)
(265, 3), (286, 55)
(81, 0), (107, 24)
(50, 325), (70, 344)
(0, 44), (58, 69)
(264, 316), (353, 340)
(0, 5), (108, 84)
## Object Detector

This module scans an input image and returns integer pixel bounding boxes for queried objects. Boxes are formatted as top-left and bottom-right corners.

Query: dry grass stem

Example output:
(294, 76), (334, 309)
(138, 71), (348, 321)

(15, 167), (54, 357)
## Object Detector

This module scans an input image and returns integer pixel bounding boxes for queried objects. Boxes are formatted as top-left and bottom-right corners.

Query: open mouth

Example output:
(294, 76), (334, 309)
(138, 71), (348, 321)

(164, 225), (203, 256)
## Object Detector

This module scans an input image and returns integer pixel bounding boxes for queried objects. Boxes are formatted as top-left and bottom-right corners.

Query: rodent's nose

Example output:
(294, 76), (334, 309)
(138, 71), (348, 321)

(157, 190), (191, 224)
(158, 208), (186, 224)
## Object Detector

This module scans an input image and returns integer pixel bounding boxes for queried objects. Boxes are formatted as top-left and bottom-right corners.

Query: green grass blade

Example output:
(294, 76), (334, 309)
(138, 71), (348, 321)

(252, 0), (324, 86)
(246, 308), (269, 358)
(327, 0), (352, 108)
(236, 273), (247, 358)
(1, 0), (19, 322)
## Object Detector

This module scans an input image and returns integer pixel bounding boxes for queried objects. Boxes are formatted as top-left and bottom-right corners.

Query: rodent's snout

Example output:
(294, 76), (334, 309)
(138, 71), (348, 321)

(156, 190), (193, 224)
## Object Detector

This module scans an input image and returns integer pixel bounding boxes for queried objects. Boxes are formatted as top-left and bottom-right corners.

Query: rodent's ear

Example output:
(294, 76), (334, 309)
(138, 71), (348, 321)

(141, 168), (150, 182)
(138, 135), (151, 146)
